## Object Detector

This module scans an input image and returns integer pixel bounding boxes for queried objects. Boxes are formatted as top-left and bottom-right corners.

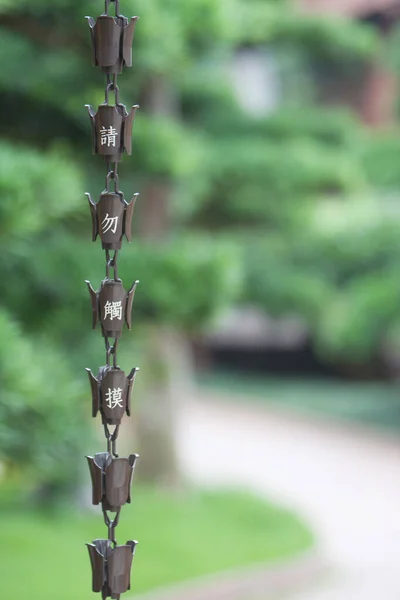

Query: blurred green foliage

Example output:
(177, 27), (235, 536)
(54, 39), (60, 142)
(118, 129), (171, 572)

(0, 309), (87, 498)
(1, 0), (400, 492)
(0, 485), (312, 598)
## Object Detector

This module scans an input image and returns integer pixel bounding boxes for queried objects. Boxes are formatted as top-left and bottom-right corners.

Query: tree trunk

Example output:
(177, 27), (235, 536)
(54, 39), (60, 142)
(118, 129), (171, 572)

(134, 326), (194, 487)
(133, 74), (186, 485)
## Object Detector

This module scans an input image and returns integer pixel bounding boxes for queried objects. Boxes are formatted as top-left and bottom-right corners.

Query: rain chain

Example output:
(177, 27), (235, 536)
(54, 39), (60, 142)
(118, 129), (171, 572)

(84, 1), (140, 597)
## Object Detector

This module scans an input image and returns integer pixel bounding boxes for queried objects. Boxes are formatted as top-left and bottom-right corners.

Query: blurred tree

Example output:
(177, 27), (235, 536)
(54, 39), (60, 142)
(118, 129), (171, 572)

(0, 0), (397, 496)
(0, 308), (87, 503)
(179, 4), (400, 375)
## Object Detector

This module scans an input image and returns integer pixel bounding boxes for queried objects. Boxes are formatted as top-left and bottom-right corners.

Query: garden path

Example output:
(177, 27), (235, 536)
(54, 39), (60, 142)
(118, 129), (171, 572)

(177, 394), (400, 599)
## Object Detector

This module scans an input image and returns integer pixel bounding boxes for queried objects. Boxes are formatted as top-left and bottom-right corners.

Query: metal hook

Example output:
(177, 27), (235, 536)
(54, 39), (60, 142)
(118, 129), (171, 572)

(104, 0), (120, 18)
(102, 507), (121, 546)
(105, 165), (120, 193)
(105, 336), (118, 368)
(105, 249), (119, 280)
(111, 437), (118, 458)
(104, 422), (120, 457)
(104, 77), (120, 106)
(105, 337), (111, 366)
(111, 337), (119, 368)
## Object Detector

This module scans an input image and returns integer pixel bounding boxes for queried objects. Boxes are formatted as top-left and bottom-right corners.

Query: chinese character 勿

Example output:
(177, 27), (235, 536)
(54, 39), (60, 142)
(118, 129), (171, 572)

(102, 213), (119, 234)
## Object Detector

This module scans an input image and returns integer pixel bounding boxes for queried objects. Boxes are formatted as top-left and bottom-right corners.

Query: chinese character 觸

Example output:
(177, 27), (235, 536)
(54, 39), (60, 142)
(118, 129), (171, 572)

(104, 300), (123, 321)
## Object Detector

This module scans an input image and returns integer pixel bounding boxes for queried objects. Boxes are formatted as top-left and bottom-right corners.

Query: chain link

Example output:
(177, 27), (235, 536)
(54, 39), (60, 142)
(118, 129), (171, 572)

(104, 336), (119, 368)
(105, 162), (120, 193)
(103, 423), (120, 458)
(103, 507), (121, 546)
(104, 0), (121, 18)
(104, 81), (121, 106)
(102, 60), (120, 465)
(102, 73), (121, 475)
(94, 29), (129, 547)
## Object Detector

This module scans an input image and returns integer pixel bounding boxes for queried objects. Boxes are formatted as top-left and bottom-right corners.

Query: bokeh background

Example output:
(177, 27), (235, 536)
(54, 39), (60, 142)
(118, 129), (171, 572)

(1, 0), (400, 598)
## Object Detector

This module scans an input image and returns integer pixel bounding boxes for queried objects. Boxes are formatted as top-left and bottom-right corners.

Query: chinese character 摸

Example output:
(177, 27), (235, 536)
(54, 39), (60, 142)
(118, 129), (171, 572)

(105, 387), (124, 409)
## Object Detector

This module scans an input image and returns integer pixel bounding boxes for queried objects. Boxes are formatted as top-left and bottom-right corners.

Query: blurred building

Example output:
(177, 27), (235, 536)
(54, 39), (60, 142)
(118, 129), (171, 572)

(299, 0), (400, 126)
(299, 0), (398, 17)
(231, 0), (400, 126)
(210, 1), (400, 380)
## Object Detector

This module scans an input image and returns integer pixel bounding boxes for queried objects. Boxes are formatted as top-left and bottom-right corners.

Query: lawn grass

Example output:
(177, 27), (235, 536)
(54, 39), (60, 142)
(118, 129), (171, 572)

(0, 485), (312, 599)
(200, 371), (400, 432)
